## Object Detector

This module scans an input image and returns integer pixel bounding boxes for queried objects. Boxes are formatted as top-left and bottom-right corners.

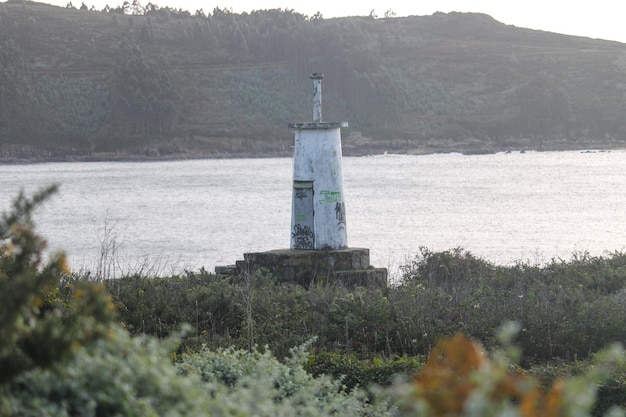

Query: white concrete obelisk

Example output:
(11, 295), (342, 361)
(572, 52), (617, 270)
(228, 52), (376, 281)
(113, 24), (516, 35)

(289, 73), (349, 250)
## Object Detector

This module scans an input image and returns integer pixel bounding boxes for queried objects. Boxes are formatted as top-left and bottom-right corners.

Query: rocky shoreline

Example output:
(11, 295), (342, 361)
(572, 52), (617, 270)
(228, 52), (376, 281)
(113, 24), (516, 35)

(1, 136), (625, 164)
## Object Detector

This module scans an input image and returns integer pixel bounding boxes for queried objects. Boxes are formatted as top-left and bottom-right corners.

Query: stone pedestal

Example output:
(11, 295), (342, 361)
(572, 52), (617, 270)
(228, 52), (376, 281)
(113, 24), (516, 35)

(216, 248), (387, 288)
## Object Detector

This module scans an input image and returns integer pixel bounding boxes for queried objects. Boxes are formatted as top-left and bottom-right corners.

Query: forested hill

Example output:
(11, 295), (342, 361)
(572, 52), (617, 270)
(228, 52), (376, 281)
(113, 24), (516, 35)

(2, 0), (626, 161)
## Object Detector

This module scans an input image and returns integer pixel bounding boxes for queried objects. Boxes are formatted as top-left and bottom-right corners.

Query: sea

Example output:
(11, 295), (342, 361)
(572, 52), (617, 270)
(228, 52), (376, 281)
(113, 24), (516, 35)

(1, 150), (626, 279)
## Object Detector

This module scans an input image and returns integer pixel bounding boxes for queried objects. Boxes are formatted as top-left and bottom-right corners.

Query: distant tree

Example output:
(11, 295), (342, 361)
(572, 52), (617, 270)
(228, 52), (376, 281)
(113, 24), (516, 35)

(65, 1), (74, 8)
(144, 2), (158, 13)
(112, 41), (180, 137)
(310, 11), (323, 21)
(384, 9), (396, 18)
(33, 75), (111, 149)
(176, 8), (190, 17)
(128, 0), (144, 15)
(79, 2), (87, 10)
(0, 40), (40, 142)
(369, 9), (378, 19)
(211, 6), (233, 19)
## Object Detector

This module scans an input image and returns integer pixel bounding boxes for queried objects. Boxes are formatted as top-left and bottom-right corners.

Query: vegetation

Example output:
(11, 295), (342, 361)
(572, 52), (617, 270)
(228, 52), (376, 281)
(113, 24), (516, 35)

(0, 185), (117, 386)
(104, 247), (626, 415)
(106, 247), (626, 365)
(2, 188), (626, 416)
(2, 1), (626, 160)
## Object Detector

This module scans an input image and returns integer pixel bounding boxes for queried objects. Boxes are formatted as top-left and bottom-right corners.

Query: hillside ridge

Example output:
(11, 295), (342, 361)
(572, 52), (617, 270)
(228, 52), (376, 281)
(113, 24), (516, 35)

(1, 1), (626, 161)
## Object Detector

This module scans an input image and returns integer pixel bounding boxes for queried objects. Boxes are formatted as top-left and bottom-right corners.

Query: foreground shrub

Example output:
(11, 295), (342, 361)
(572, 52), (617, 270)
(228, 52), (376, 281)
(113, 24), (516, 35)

(595, 367), (626, 417)
(5, 328), (210, 417)
(0, 186), (117, 394)
(0, 188), (393, 416)
(305, 351), (423, 392)
(177, 342), (394, 417)
(4, 188), (625, 416)
(390, 325), (626, 417)
(7, 333), (394, 417)
(5, 322), (625, 417)
(529, 358), (626, 417)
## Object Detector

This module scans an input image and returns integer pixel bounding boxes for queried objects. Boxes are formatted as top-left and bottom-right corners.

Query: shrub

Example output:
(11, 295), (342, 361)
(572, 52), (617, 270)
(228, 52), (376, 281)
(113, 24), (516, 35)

(177, 342), (395, 417)
(5, 328), (210, 417)
(390, 326), (626, 417)
(396, 247), (626, 363)
(4, 188), (626, 416)
(107, 269), (246, 349)
(305, 351), (423, 392)
(0, 185), (117, 389)
(0, 187), (392, 416)
(108, 246), (626, 364)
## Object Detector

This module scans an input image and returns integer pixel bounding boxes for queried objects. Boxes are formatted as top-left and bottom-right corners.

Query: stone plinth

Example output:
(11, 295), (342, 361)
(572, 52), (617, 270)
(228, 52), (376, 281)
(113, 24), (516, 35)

(217, 248), (387, 288)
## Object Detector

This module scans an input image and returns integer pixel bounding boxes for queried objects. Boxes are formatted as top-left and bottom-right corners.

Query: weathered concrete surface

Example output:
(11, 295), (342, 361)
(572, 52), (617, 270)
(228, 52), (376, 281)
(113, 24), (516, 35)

(288, 74), (350, 251)
(218, 248), (387, 288)
(290, 126), (349, 250)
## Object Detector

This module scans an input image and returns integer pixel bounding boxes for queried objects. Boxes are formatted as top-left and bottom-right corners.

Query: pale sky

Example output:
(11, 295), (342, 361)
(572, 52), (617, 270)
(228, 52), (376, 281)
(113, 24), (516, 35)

(46, 0), (626, 44)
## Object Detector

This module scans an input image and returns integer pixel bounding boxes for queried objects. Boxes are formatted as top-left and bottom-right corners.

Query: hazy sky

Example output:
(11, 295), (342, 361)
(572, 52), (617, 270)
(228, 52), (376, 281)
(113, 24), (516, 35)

(47, 0), (626, 44)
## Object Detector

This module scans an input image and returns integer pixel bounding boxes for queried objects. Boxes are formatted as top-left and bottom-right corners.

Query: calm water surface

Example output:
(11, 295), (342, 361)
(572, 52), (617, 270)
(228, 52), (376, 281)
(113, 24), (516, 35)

(1, 150), (625, 278)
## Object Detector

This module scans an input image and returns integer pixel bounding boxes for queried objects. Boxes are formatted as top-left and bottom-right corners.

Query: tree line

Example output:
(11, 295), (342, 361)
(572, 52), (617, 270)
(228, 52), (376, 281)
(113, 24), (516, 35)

(1, 1), (626, 155)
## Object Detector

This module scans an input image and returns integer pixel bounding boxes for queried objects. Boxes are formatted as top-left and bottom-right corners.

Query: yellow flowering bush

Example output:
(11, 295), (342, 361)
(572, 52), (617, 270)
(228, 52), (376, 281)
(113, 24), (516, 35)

(0, 186), (117, 391)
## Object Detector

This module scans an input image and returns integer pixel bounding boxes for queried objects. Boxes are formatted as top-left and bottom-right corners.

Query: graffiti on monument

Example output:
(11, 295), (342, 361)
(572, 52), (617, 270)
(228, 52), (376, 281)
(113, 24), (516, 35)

(335, 201), (346, 228)
(319, 190), (341, 205)
(295, 188), (308, 200)
(292, 224), (314, 249)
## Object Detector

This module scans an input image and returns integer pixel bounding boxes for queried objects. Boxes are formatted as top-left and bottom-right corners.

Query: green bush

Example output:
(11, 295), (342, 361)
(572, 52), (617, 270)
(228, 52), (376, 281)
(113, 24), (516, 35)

(178, 342), (394, 416)
(107, 246), (626, 365)
(0, 185), (117, 389)
(595, 368), (626, 417)
(527, 358), (626, 417)
(305, 351), (423, 392)
(6, 327), (393, 417)
(5, 329), (209, 417)
(396, 247), (626, 363)
(108, 271), (244, 342)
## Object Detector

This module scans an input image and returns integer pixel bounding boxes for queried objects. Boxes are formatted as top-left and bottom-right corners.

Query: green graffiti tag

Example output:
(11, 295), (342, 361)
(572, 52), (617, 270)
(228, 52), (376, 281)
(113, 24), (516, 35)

(319, 190), (341, 205)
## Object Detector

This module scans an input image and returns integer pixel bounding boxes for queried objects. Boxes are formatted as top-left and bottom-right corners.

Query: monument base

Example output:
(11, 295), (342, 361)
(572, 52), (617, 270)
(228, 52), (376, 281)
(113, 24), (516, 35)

(215, 248), (387, 288)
